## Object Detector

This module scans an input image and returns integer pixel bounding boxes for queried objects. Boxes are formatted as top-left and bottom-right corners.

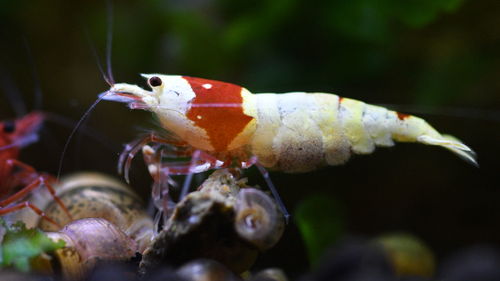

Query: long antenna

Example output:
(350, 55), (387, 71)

(105, 0), (115, 85)
(56, 94), (108, 180)
(57, 0), (115, 179)
(83, 0), (114, 86)
(84, 28), (111, 86)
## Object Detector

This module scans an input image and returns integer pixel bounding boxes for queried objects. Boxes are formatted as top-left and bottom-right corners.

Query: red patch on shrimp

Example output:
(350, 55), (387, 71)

(338, 96), (345, 110)
(184, 76), (253, 152)
(396, 112), (410, 120)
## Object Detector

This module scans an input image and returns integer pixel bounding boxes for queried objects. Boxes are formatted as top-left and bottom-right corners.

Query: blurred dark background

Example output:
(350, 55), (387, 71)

(0, 0), (499, 278)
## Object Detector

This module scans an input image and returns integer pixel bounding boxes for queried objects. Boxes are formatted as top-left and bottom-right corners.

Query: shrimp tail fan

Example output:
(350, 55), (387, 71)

(417, 134), (478, 167)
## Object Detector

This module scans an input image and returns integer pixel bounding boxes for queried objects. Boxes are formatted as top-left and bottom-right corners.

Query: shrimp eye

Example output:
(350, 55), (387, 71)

(3, 121), (15, 133)
(149, 76), (162, 87)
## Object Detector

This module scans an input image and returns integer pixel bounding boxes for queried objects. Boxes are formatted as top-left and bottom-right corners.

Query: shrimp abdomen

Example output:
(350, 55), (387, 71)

(250, 92), (477, 172)
(251, 92), (350, 172)
(343, 98), (477, 166)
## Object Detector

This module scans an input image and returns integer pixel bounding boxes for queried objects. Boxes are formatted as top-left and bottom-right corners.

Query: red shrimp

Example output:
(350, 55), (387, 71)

(0, 112), (71, 226)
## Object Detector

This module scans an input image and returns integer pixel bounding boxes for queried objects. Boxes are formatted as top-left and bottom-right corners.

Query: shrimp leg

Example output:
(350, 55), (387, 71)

(3, 159), (72, 220)
(0, 201), (60, 227)
(119, 132), (189, 183)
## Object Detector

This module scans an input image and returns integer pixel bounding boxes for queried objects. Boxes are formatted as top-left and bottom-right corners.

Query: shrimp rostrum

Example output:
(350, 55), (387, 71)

(102, 75), (477, 175)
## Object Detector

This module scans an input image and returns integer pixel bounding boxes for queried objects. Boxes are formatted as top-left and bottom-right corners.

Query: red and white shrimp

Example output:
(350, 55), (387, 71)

(102, 74), (477, 175)
(99, 74), (477, 220)
(0, 112), (71, 227)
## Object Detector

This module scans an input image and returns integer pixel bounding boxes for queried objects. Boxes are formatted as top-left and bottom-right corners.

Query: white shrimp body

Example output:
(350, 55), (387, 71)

(249, 93), (475, 172)
(104, 74), (477, 173)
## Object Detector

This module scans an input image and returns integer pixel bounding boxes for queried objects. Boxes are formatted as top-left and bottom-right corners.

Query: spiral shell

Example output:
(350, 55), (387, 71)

(44, 218), (137, 280)
(250, 268), (289, 281)
(177, 259), (241, 281)
(7, 172), (154, 280)
(235, 188), (284, 251)
(10, 172), (153, 253)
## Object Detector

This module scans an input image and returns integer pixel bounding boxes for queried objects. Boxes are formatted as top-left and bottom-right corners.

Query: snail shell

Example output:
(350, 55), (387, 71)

(249, 268), (289, 281)
(45, 218), (137, 281)
(7, 172), (154, 280)
(235, 188), (284, 251)
(177, 259), (242, 281)
(11, 172), (153, 253)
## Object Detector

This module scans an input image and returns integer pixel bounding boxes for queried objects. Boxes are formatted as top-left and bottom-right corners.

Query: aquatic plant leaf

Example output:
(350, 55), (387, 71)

(295, 194), (344, 267)
(0, 218), (65, 272)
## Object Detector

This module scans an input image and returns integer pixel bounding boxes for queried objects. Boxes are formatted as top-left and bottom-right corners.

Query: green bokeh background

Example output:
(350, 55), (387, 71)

(0, 0), (499, 277)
